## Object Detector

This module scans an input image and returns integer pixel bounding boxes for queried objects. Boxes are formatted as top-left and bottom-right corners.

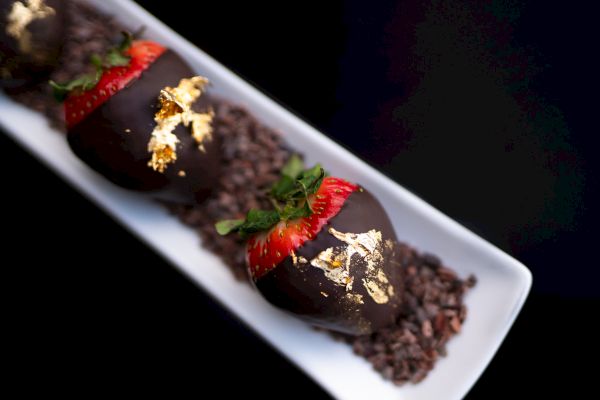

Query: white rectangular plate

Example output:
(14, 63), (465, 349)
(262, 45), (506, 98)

(0, 1), (532, 399)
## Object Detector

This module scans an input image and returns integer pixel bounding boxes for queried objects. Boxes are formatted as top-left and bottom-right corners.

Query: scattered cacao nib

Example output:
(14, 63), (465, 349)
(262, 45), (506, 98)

(167, 101), (292, 281)
(330, 243), (476, 386)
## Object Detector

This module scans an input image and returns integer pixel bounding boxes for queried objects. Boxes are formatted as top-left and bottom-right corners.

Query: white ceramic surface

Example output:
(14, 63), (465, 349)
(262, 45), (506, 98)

(0, 1), (532, 399)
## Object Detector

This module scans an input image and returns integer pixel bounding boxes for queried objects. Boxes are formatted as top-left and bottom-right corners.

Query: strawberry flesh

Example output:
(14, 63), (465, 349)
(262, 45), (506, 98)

(247, 177), (358, 279)
(64, 40), (166, 128)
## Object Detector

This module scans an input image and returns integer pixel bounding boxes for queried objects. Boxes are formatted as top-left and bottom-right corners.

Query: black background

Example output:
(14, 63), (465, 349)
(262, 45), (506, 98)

(3, 0), (598, 398)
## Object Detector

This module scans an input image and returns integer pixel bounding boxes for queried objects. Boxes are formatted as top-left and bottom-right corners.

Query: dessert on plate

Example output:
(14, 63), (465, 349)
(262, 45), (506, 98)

(218, 159), (404, 335)
(1, 0), (475, 386)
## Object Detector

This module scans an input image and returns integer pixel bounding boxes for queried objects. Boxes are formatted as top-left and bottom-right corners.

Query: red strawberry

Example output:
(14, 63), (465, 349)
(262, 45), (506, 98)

(64, 40), (165, 128)
(217, 157), (403, 335)
(246, 176), (358, 279)
(53, 34), (221, 205)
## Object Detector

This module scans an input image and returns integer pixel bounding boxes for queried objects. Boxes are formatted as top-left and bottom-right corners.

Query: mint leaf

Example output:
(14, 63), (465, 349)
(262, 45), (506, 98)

(215, 219), (245, 235)
(281, 154), (304, 178)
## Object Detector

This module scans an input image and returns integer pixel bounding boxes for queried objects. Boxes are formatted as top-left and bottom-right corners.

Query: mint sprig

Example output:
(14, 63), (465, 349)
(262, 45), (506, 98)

(216, 155), (325, 237)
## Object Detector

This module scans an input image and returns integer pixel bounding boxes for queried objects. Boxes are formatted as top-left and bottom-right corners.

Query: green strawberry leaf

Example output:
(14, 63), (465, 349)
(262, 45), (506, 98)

(216, 209), (280, 238)
(270, 155), (305, 200)
(49, 68), (102, 101)
(49, 31), (135, 102)
(281, 154), (304, 178)
(117, 31), (134, 52)
(280, 201), (312, 220)
(215, 219), (245, 235)
(216, 155), (327, 237)
(270, 175), (296, 201)
(104, 50), (130, 67)
(104, 32), (133, 68)
(297, 164), (325, 195)
(241, 209), (281, 233)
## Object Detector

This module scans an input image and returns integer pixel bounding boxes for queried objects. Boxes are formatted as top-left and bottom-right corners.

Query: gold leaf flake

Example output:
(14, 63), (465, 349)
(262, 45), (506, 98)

(309, 227), (395, 304)
(362, 279), (389, 304)
(148, 76), (213, 172)
(345, 293), (364, 305)
(6, 0), (55, 54)
(163, 76), (208, 117)
(190, 110), (214, 152)
(328, 227), (381, 257)
(290, 250), (297, 265)
(291, 251), (308, 267)
(310, 247), (354, 291)
(147, 123), (180, 173)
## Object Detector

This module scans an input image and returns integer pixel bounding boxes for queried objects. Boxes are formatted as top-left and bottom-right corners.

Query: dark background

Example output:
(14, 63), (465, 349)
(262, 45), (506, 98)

(3, 0), (598, 398)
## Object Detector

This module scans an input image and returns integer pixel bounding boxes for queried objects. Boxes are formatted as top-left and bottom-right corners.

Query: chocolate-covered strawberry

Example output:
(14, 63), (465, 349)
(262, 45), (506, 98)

(217, 157), (403, 335)
(1, 0), (65, 92)
(52, 34), (221, 204)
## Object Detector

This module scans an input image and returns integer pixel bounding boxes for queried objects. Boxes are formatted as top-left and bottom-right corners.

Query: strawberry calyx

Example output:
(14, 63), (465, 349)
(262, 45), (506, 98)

(246, 176), (357, 278)
(49, 32), (134, 101)
(216, 155), (359, 279)
(50, 32), (166, 128)
(215, 155), (325, 238)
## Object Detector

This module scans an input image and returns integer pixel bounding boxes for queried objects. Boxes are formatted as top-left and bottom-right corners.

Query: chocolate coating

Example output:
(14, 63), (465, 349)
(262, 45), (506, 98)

(67, 50), (221, 204)
(0, 0), (65, 91)
(255, 189), (403, 335)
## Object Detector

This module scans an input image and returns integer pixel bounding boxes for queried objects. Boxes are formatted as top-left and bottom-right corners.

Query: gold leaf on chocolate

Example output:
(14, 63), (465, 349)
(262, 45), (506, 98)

(147, 117), (180, 173)
(310, 246), (354, 291)
(6, 0), (55, 54)
(148, 76), (213, 172)
(345, 293), (365, 305)
(189, 110), (214, 152)
(310, 227), (395, 304)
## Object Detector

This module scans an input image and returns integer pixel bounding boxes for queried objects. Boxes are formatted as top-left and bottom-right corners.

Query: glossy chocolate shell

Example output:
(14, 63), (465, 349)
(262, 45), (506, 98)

(67, 50), (221, 204)
(255, 189), (403, 335)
